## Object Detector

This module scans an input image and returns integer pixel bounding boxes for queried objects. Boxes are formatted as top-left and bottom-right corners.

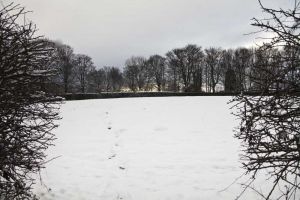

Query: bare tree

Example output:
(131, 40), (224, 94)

(166, 45), (204, 92)
(109, 67), (123, 92)
(186, 45), (205, 92)
(166, 51), (180, 92)
(232, 48), (253, 92)
(124, 56), (147, 91)
(147, 55), (166, 91)
(232, 1), (300, 199)
(102, 66), (113, 92)
(124, 65), (138, 92)
(74, 54), (95, 93)
(0, 3), (61, 199)
(87, 68), (106, 93)
(55, 43), (75, 93)
(220, 49), (235, 92)
(204, 47), (223, 93)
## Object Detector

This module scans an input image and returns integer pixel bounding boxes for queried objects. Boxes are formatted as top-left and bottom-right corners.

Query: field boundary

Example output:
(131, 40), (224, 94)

(62, 92), (248, 100)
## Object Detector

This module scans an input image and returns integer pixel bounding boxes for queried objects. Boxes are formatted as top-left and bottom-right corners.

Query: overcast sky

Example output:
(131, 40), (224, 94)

(6, 0), (289, 68)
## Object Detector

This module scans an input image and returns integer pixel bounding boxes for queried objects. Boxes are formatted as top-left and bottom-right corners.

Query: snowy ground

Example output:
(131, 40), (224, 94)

(34, 97), (269, 200)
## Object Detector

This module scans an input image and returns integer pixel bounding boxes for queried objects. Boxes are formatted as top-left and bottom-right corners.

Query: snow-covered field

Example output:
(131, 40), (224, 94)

(34, 97), (266, 200)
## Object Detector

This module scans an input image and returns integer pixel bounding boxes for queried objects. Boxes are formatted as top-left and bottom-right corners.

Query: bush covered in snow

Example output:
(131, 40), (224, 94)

(0, 3), (61, 199)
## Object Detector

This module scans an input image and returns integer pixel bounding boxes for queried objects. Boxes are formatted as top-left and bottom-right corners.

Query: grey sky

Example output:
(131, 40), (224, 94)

(8, 0), (289, 68)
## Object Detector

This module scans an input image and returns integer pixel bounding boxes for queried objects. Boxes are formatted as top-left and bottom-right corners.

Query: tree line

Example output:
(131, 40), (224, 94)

(45, 41), (300, 95)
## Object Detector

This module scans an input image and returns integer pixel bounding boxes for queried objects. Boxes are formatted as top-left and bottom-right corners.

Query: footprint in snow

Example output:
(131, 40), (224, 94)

(108, 154), (116, 160)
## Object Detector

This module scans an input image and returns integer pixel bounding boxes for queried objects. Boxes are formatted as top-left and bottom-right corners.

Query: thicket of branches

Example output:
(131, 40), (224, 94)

(0, 3), (61, 199)
(231, 0), (300, 199)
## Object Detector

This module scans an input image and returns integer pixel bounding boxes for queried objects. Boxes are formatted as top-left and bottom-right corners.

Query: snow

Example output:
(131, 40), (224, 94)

(34, 97), (268, 200)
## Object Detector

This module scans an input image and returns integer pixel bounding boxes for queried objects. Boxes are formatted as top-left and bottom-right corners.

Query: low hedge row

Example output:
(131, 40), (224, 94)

(62, 91), (300, 100)
(63, 92), (245, 100)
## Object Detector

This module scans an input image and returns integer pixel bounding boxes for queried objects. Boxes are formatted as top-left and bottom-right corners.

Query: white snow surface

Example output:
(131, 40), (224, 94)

(34, 97), (268, 200)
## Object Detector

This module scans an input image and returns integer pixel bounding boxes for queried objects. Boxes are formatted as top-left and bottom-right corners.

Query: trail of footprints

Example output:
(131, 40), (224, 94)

(104, 111), (128, 200)
(105, 111), (126, 170)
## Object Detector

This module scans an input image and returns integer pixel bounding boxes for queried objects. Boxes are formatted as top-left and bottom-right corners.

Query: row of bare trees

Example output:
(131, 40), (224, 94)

(44, 41), (95, 94)
(44, 40), (300, 95)
(45, 40), (299, 95)
(44, 40), (125, 94)
(122, 46), (297, 93)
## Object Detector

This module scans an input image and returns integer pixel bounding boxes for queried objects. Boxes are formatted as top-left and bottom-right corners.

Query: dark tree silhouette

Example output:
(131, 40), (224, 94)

(124, 56), (147, 91)
(224, 69), (237, 93)
(0, 3), (61, 199)
(232, 1), (300, 199)
(109, 67), (123, 92)
(74, 54), (95, 93)
(166, 45), (204, 92)
(233, 48), (253, 92)
(166, 51), (180, 92)
(124, 65), (138, 92)
(55, 43), (74, 94)
(185, 45), (205, 92)
(147, 55), (166, 92)
(87, 68), (106, 93)
(204, 47), (223, 93)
